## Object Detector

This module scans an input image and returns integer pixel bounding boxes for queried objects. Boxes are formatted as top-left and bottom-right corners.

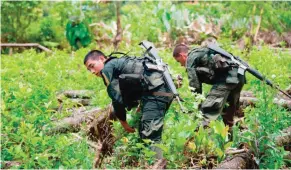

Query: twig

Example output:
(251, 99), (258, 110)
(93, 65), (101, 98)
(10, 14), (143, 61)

(226, 148), (246, 155)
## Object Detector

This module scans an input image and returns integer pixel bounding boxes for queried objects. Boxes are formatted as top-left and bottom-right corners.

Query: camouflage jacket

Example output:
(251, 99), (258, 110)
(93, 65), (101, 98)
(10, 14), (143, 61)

(101, 56), (165, 121)
(186, 47), (240, 94)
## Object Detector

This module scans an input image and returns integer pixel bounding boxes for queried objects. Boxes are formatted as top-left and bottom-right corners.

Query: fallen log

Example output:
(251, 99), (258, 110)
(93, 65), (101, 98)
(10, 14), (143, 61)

(69, 98), (91, 106)
(45, 106), (112, 135)
(276, 126), (291, 151)
(216, 150), (258, 169)
(55, 90), (95, 111)
(1, 43), (52, 53)
(57, 90), (95, 99)
(45, 103), (117, 168)
(240, 91), (291, 110)
(152, 159), (167, 169)
(1, 161), (22, 169)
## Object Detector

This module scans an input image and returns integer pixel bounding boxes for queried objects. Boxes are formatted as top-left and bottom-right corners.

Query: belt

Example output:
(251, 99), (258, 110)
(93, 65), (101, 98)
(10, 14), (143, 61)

(144, 91), (174, 98)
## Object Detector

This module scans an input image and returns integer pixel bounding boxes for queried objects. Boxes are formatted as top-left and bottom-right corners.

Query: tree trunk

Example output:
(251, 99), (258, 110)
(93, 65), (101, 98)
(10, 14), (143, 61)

(216, 150), (258, 169)
(44, 106), (113, 135)
(113, 1), (122, 50)
(254, 8), (264, 42)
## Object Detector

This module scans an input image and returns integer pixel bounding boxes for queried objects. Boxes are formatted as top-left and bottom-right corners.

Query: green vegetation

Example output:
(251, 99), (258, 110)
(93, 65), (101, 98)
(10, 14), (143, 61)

(1, 1), (291, 50)
(1, 45), (291, 168)
(1, 1), (291, 169)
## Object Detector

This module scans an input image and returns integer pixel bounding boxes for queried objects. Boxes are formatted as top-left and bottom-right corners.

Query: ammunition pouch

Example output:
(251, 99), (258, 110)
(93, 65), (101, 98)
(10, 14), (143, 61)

(196, 67), (215, 83)
(144, 62), (164, 72)
(143, 62), (164, 91)
(119, 74), (144, 109)
(212, 54), (231, 72)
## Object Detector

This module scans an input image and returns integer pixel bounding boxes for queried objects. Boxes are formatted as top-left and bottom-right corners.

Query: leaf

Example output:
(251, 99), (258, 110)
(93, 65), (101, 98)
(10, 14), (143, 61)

(224, 141), (233, 150)
(215, 148), (224, 160)
(154, 143), (169, 153)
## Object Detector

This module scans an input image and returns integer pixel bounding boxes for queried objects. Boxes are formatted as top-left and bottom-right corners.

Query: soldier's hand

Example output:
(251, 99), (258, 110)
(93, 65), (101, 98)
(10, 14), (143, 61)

(175, 74), (183, 89)
(124, 126), (136, 133)
(119, 120), (136, 133)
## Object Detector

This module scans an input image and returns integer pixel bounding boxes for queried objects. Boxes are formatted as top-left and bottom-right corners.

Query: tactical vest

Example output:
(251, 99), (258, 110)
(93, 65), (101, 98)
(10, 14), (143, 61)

(187, 47), (239, 84)
(116, 56), (165, 106)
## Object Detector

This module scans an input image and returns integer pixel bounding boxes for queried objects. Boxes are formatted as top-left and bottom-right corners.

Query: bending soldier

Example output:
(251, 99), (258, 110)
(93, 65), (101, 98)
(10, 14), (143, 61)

(84, 50), (173, 160)
(172, 44), (246, 128)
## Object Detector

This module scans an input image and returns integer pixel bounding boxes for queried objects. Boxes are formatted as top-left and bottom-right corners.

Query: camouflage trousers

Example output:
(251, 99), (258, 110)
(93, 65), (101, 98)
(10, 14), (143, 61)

(201, 78), (245, 127)
(139, 84), (172, 143)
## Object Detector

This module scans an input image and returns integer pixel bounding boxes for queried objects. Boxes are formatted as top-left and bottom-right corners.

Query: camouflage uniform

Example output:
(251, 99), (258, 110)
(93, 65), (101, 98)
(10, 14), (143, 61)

(101, 56), (173, 153)
(186, 47), (246, 127)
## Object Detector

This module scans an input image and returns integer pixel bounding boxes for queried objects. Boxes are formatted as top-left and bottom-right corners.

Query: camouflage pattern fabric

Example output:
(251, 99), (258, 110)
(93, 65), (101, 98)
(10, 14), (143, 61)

(186, 47), (246, 127)
(139, 85), (172, 143)
(201, 77), (244, 127)
(101, 56), (173, 151)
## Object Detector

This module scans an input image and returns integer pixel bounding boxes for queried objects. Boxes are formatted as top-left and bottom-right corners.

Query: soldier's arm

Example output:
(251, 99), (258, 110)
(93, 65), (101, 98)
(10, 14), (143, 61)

(187, 51), (205, 94)
(101, 66), (127, 122)
(187, 67), (202, 94)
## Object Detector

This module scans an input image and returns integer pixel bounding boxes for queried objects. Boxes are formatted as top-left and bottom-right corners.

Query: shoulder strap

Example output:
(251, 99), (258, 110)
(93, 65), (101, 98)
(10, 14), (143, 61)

(108, 51), (130, 58)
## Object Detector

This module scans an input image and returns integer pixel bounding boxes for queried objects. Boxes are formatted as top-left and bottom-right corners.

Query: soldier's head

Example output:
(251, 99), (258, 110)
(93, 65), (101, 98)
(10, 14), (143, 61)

(84, 50), (108, 77)
(173, 44), (189, 67)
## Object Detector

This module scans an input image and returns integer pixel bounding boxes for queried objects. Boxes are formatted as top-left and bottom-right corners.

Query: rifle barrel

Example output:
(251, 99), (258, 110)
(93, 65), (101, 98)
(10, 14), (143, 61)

(246, 67), (273, 87)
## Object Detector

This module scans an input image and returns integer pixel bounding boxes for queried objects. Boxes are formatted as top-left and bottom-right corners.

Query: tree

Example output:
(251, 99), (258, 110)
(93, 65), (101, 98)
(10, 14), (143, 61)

(1, 1), (43, 42)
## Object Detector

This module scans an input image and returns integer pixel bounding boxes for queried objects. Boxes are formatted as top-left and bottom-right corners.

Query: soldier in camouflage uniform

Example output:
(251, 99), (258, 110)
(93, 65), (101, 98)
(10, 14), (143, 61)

(173, 44), (246, 128)
(84, 50), (173, 159)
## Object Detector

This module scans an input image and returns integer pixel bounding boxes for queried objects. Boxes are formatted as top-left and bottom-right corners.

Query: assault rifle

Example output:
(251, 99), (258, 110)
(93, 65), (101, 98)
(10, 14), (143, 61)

(207, 43), (291, 99)
(139, 40), (186, 112)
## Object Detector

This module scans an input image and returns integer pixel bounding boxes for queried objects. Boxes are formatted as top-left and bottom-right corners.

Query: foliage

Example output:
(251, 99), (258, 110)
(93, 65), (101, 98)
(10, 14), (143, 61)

(2, 1), (291, 50)
(1, 49), (109, 168)
(1, 2), (291, 168)
(66, 21), (91, 50)
(232, 82), (291, 168)
(1, 1), (43, 42)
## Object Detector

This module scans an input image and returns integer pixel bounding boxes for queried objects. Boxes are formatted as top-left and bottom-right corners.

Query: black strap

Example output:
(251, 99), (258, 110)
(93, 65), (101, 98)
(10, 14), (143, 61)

(108, 51), (130, 57)
(144, 91), (174, 98)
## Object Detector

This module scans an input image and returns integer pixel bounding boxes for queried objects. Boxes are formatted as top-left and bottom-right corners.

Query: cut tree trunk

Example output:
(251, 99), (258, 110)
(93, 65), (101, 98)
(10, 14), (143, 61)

(56, 90), (95, 110)
(216, 150), (258, 169)
(57, 90), (95, 99)
(240, 91), (291, 110)
(1, 161), (22, 169)
(276, 126), (291, 151)
(152, 159), (167, 169)
(1, 43), (52, 53)
(45, 105), (113, 135)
